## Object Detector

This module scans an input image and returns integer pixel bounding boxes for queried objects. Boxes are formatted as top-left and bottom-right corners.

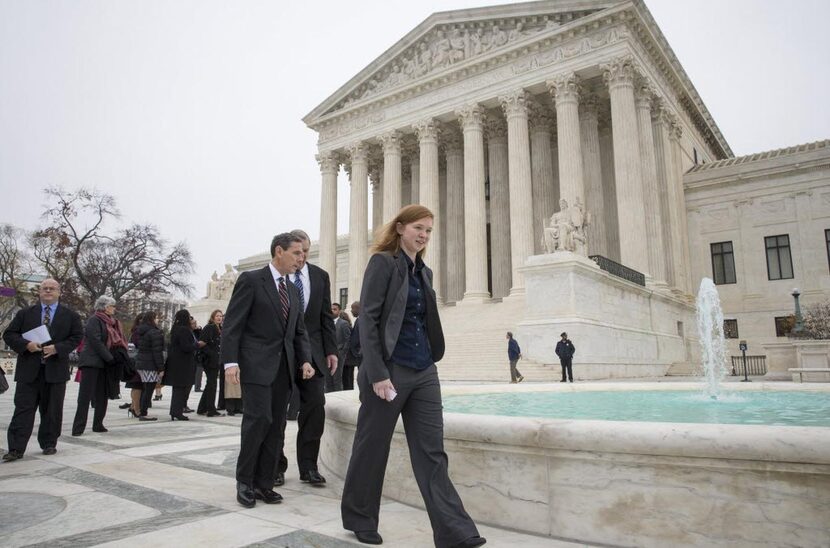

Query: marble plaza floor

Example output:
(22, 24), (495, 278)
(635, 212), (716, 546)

(0, 380), (580, 548)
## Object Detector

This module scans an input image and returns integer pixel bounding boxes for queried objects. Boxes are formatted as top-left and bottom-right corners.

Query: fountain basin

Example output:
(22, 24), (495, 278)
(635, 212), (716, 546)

(321, 382), (830, 547)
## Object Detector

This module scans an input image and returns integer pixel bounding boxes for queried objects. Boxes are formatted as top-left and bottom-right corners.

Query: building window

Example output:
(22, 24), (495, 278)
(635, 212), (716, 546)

(765, 234), (794, 280)
(723, 319), (739, 339)
(339, 288), (349, 309)
(825, 229), (830, 273)
(774, 316), (794, 337)
(710, 241), (736, 284)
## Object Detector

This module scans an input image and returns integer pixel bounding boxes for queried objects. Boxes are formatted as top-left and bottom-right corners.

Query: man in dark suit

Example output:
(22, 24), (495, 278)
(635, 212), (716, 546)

(275, 229), (338, 488)
(332, 302), (351, 391)
(2, 278), (83, 460)
(222, 233), (312, 507)
(342, 301), (362, 390)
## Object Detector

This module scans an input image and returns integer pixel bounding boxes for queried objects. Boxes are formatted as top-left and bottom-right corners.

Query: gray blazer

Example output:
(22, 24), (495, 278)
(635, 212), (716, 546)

(358, 251), (445, 384)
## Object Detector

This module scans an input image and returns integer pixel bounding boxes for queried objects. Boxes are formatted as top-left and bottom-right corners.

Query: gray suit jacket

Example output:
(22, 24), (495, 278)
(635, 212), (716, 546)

(358, 251), (444, 384)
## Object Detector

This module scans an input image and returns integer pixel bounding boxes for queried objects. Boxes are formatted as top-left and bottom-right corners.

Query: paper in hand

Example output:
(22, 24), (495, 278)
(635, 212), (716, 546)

(385, 388), (397, 402)
(22, 325), (51, 345)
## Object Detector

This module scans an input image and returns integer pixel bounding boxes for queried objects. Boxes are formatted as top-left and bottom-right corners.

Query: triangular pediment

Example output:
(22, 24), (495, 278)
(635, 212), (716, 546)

(304, 0), (623, 124)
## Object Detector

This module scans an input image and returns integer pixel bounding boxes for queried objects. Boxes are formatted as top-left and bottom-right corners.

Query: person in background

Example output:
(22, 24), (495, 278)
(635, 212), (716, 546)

(506, 332), (524, 384)
(334, 308), (352, 390)
(72, 296), (127, 436)
(123, 313), (144, 415)
(340, 205), (485, 548)
(192, 317), (204, 393)
(134, 311), (164, 421)
(198, 309), (224, 417)
(343, 301), (362, 391)
(555, 332), (576, 383)
(164, 309), (204, 420)
(2, 278), (83, 460)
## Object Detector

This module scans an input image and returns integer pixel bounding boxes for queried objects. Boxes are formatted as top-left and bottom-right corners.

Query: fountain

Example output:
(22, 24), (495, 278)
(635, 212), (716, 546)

(696, 277), (728, 398)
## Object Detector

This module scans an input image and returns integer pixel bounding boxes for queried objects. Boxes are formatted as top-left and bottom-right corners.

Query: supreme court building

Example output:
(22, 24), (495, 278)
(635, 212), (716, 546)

(232, 0), (830, 379)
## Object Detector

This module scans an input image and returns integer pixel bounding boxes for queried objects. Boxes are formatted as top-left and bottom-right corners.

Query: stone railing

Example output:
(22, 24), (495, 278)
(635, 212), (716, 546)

(588, 255), (646, 286)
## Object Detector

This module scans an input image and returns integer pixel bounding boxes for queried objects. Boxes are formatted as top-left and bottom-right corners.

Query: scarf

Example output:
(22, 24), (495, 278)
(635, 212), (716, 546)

(94, 311), (128, 350)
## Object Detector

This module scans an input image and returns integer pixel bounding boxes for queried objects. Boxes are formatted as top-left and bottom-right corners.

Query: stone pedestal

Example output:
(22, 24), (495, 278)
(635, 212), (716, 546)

(517, 252), (696, 378)
(761, 341), (798, 380)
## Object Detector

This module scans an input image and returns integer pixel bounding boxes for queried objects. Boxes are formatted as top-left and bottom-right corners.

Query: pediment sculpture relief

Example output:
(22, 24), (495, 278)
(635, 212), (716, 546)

(333, 13), (594, 111)
(543, 198), (590, 256)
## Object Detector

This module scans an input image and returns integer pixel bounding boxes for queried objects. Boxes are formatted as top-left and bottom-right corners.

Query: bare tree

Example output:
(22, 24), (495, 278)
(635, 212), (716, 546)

(31, 187), (195, 311)
(0, 224), (37, 325)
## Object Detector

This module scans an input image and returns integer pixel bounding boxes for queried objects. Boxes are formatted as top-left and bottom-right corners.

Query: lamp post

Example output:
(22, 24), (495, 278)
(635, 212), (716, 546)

(791, 288), (805, 336)
(738, 340), (750, 382)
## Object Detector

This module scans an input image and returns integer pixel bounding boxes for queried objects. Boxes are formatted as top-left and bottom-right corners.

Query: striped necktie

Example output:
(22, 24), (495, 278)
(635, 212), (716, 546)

(278, 277), (289, 324)
(293, 272), (306, 313)
(43, 305), (52, 328)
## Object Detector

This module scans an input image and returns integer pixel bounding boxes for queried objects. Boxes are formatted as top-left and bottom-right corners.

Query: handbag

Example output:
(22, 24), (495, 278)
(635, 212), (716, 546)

(0, 370), (9, 395)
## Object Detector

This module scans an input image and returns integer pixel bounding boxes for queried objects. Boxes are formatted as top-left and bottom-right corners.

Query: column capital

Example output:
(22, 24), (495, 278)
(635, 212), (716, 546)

(634, 81), (656, 111)
(379, 130), (403, 154)
(441, 127), (463, 155)
(528, 101), (554, 133)
(456, 103), (487, 131)
(499, 89), (530, 119)
(347, 141), (369, 163)
(579, 93), (600, 120)
(669, 119), (683, 141)
(601, 56), (638, 89)
(651, 98), (676, 128)
(413, 118), (441, 143)
(315, 151), (340, 174)
(485, 115), (508, 142)
(546, 72), (581, 105)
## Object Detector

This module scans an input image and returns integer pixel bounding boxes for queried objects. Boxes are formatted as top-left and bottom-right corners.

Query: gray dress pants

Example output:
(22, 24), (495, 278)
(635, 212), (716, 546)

(341, 363), (479, 547)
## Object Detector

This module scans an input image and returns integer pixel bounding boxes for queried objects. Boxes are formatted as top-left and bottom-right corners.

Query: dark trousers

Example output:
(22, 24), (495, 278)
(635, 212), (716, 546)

(324, 361), (343, 392)
(197, 368), (218, 414)
(277, 372), (325, 474)
(342, 364), (356, 390)
(72, 367), (109, 434)
(194, 365), (203, 390)
(509, 359), (522, 382)
(341, 364), (478, 547)
(139, 381), (156, 415)
(237, 357), (290, 490)
(7, 367), (67, 453)
(217, 371), (226, 409)
(560, 358), (573, 381)
(170, 385), (191, 417)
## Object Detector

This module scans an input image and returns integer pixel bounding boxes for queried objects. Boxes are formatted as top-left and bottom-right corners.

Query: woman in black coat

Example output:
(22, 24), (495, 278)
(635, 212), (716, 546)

(340, 205), (484, 548)
(72, 295), (127, 436)
(163, 309), (203, 420)
(135, 311), (165, 421)
(197, 309), (224, 417)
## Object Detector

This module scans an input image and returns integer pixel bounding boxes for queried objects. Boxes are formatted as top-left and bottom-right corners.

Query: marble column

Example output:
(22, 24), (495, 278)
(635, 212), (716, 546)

(443, 128), (465, 303)
(414, 118), (442, 300)
(380, 131), (402, 222)
(317, 151), (339, 300)
(528, 102), (556, 255)
(499, 89), (534, 295)
(579, 94), (607, 257)
(486, 115), (511, 299)
(548, 73), (586, 219)
(457, 103), (489, 302)
(599, 115), (620, 262)
(347, 142), (369, 300)
(401, 162), (412, 208)
(652, 101), (678, 287)
(370, 166), (383, 235)
(602, 56), (650, 275)
(409, 149), (420, 204)
(669, 119), (692, 294)
(635, 84), (667, 285)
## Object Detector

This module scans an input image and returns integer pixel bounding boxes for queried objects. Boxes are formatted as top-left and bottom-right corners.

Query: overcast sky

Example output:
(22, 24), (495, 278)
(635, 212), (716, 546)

(1, 0), (828, 302)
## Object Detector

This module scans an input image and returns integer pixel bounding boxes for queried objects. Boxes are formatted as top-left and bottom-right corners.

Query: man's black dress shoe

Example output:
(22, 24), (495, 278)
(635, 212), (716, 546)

(449, 536), (487, 548)
(2, 450), (23, 462)
(42, 447), (57, 456)
(206, 411), (224, 417)
(236, 482), (256, 508)
(353, 531), (383, 545)
(254, 488), (283, 504)
(183, 407), (194, 414)
(274, 472), (285, 486)
(118, 402), (131, 409)
(92, 425), (108, 433)
(300, 470), (326, 486)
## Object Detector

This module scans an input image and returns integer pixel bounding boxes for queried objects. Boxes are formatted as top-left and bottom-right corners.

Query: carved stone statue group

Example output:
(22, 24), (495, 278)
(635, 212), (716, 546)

(206, 264), (238, 301)
(543, 198), (589, 255)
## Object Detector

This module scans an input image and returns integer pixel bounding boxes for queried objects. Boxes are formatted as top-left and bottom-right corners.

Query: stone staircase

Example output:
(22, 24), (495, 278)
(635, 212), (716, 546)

(435, 296), (560, 382)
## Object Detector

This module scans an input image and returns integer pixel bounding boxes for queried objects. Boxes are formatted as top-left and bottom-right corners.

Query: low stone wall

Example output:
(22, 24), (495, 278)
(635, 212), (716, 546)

(321, 383), (830, 547)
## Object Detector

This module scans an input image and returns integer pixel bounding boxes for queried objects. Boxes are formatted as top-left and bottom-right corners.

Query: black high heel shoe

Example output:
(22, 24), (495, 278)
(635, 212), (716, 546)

(128, 408), (138, 418)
